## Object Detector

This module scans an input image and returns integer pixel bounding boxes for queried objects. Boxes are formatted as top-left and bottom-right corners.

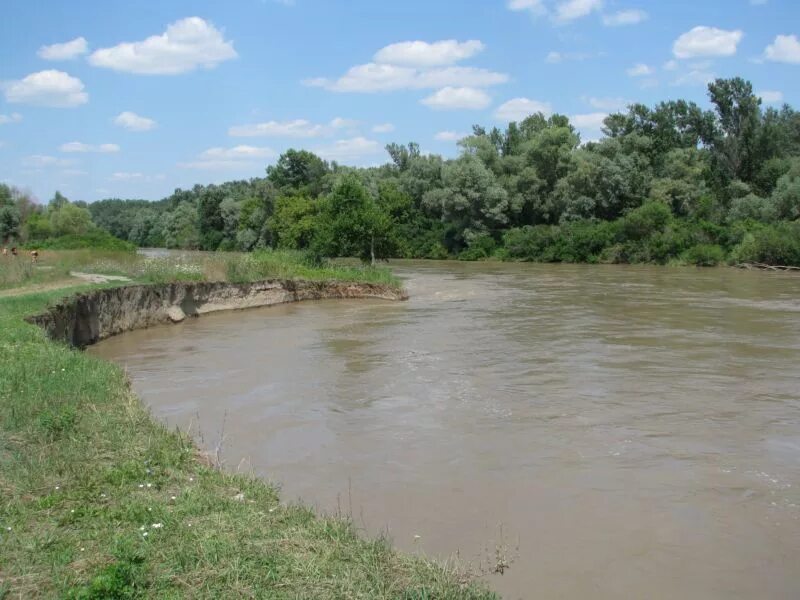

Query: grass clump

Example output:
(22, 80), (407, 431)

(0, 288), (493, 598)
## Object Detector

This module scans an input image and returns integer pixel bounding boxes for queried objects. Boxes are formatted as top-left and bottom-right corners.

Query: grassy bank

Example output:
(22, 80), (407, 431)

(1, 248), (400, 291)
(0, 262), (493, 597)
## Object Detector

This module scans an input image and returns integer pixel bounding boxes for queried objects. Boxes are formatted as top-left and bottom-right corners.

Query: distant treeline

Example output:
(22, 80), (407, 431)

(3, 77), (799, 266)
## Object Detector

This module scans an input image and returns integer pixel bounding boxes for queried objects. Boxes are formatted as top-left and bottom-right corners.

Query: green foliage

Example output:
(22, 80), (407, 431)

(682, 244), (726, 266)
(730, 222), (800, 266)
(312, 174), (397, 263)
(32, 230), (136, 251)
(269, 194), (318, 249)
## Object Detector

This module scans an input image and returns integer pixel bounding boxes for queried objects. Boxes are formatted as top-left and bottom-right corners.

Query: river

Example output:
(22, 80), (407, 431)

(90, 262), (800, 599)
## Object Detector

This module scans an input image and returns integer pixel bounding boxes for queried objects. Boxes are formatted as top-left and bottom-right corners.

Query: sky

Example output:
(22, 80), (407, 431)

(0, 0), (798, 203)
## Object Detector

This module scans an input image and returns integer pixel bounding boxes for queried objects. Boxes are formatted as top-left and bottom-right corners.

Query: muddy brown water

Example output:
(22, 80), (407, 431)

(90, 262), (800, 599)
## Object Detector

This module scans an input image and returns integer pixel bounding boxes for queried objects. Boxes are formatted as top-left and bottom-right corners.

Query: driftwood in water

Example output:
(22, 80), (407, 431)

(735, 262), (800, 272)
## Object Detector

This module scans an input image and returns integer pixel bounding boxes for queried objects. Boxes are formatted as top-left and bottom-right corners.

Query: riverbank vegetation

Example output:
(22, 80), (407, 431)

(0, 248), (399, 291)
(0, 287), (494, 598)
(3, 77), (799, 268)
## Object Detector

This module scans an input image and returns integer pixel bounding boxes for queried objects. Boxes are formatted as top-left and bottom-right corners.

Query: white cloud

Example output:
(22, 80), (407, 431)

(672, 69), (715, 86)
(37, 37), (88, 61)
(179, 145), (275, 170)
(59, 142), (120, 153)
(329, 117), (360, 130)
(88, 17), (237, 75)
(586, 97), (628, 111)
(3, 70), (88, 107)
(546, 50), (596, 63)
(764, 34), (800, 64)
(22, 155), (75, 168)
(570, 112), (607, 129)
(434, 131), (467, 141)
(374, 40), (485, 67)
(114, 111), (157, 131)
(673, 26), (743, 59)
(663, 59), (679, 71)
(0, 113), (22, 125)
(314, 137), (382, 163)
(229, 118), (330, 138)
(111, 172), (165, 182)
(507, 0), (547, 15)
(627, 63), (653, 77)
(421, 86), (491, 110)
(495, 97), (552, 121)
(602, 9), (647, 26)
(372, 123), (395, 133)
(305, 64), (508, 93)
(758, 90), (784, 104)
(553, 0), (603, 23)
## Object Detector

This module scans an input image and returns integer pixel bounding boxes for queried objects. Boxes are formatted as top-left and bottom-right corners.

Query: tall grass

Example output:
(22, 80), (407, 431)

(1, 249), (401, 291)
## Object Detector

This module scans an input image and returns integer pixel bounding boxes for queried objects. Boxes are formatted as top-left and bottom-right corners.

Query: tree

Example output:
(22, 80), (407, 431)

(312, 174), (396, 264)
(162, 202), (200, 249)
(0, 205), (20, 243)
(268, 194), (318, 249)
(267, 150), (329, 195)
(49, 203), (92, 236)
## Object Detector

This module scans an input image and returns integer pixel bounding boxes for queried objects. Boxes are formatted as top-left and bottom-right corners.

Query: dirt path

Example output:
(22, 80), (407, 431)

(0, 272), (131, 299)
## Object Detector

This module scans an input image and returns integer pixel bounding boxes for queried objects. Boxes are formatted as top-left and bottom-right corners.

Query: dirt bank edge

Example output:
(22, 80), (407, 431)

(26, 279), (408, 347)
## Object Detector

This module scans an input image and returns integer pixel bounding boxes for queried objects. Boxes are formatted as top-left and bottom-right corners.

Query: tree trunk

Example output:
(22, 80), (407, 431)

(370, 234), (376, 266)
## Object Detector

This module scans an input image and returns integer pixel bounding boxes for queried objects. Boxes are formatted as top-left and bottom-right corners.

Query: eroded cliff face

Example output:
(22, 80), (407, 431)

(26, 280), (407, 348)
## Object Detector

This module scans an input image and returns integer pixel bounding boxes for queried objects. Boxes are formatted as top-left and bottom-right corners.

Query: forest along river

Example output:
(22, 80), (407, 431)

(90, 262), (800, 599)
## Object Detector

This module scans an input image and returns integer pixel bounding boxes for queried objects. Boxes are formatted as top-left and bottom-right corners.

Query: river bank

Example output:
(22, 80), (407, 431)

(0, 260), (495, 597)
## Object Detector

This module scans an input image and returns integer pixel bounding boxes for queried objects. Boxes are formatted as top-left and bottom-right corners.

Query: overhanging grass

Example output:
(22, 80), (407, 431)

(0, 288), (494, 598)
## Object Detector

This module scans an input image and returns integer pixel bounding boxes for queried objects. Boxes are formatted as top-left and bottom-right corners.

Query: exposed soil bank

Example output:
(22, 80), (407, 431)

(27, 279), (407, 347)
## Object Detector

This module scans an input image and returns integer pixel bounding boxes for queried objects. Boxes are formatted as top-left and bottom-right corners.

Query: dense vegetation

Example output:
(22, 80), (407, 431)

(3, 77), (799, 266)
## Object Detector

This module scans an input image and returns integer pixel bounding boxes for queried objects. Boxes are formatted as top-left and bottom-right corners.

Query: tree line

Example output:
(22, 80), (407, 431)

(4, 77), (800, 266)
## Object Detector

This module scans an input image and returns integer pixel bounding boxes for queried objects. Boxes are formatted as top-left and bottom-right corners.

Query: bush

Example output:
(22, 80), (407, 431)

(682, 244), (726, 266)
(728, 194), (777, 223)
(502, 225), (563, 262)
(29, 230), (135, 252)
(620, 202), (672, 242)
(458, 233), (496, 261)
(731, 222), (800, 266)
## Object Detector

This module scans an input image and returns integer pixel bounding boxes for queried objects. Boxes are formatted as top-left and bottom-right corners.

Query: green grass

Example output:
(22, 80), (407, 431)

(1, 248), (401, 291)
(0, 287), (495, 598)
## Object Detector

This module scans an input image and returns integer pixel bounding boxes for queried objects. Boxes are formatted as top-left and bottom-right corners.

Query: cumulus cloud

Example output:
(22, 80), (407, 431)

(374, 40), (485, 67)
(314, 137), (382, 163)
(507, 0), (547, 15)
(434, 131), (468, 141)
(421, 86), (491, 110)
(545, 50), (597, 63)
(179, 145), (275, 170)
(570, 112), (607, 129)
(553, 0), (603, 23)
(305, 63), (508, 93)
(88, 17), (237, 75)
(602, 9), (647, 26)
(3, 70), (88, 107)
(114, 111), (157, 131)
(764, 34), (800, 64)
(758, 90), (784, 104)
(37, 37), (89, 60)
(228, 119), (334, 138)
(372, 123), (395, 133)
(60, 142), (120, 153)
(495, 98), (552, 122)
(673, 26), (743, 59)
(627, 63), (653, 77)
(0, 113), (23, 125)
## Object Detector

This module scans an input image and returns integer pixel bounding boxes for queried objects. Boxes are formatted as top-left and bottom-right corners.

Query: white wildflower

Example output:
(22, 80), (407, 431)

(151, 523), (163, 529)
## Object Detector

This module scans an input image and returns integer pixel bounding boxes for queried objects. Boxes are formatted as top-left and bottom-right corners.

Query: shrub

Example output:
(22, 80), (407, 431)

(620, 202), (672, 242)
(30, 231), (135, 252)
(682, 244), (726, 266)
(732, 222), (800, 266)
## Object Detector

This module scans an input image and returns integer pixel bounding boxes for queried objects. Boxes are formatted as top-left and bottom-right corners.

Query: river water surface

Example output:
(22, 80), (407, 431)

(90, 262), (800, 599)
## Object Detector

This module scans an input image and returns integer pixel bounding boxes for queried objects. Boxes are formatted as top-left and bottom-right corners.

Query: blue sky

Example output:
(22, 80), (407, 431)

(1, 0), (798, 203)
